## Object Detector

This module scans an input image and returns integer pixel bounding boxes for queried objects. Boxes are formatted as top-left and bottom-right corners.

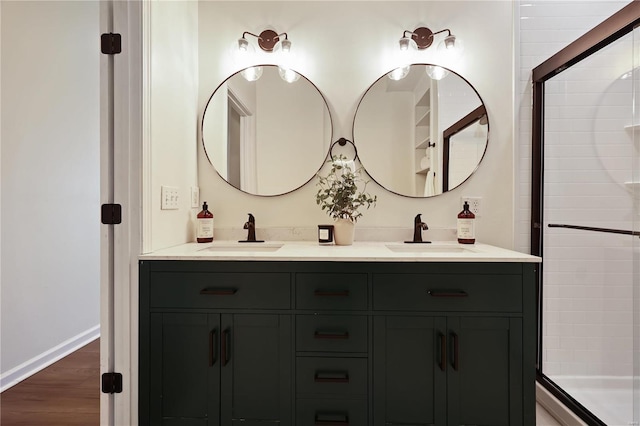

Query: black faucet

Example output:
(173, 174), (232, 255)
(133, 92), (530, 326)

(406, 214), (430, 243)
(240, 213), (264, 243)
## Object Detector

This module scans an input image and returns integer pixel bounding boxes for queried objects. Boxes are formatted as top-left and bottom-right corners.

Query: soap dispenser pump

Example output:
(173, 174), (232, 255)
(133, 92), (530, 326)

(457, 201), (475, 244)
(196, 201), (214, 243)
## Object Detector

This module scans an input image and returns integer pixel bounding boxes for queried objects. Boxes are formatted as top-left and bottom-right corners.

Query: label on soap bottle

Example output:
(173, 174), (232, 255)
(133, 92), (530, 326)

(457, 218), (475, 240)
(197, 218), (214, 239)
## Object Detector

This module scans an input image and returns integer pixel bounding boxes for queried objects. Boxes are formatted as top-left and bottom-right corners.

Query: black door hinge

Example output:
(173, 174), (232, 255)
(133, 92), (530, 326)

(101, 372), (123, 394)
(101, 33), (122, 55)
(101, 204), (122, 225)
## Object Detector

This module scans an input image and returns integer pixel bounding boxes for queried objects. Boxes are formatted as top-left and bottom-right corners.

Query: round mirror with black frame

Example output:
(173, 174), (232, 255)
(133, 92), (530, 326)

(202, 65), (333, 196)
(352, 64), (489, 197)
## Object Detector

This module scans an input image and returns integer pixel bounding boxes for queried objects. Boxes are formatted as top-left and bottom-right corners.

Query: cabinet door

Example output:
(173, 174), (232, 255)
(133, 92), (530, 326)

(220, 314), (292, 426)
(373, 316), (446, 426)
(447, 317), (523, 426)
(150, 313), (220, 426)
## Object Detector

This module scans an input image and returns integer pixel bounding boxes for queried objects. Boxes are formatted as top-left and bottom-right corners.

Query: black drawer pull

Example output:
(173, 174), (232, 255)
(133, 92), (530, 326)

(451, 332), (459, 371)
(314, 290), (350, 297)
(314, 330), (349, 339)
(314, 371), (350, 383)
(427, 290), (468, 298)
(200, 288), (238, 296)
(315, 412), (349, 425)
(221, 328), (230, 366)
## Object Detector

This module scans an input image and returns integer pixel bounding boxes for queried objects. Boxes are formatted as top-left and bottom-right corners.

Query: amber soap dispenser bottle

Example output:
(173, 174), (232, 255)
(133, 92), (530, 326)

(196, 201), (214, 243)
(457, 201), (476, 244)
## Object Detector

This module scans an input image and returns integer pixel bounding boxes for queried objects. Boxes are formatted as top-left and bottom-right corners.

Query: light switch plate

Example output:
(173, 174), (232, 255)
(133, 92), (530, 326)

(161, 186), (179, 210)
(191, 186), (200, 208)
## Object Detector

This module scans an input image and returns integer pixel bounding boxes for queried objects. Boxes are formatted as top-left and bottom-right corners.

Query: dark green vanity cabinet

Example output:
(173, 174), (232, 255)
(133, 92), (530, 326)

(139, 260), (537, 426)
(372, 272), (528, 426)
(373, 315), (447, 425)
(139, 264), (293, 426)
(373, 316), (524, 426)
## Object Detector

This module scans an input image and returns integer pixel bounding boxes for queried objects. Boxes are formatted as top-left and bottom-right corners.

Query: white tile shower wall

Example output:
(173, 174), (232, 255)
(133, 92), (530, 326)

(541, 33), (635, 380)
(516, 0), (634, 395)
(516, 0), (630, 254)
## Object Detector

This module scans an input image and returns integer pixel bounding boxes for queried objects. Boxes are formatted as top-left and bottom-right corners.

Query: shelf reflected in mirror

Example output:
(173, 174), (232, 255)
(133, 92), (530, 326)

(353, 64), (489, 197)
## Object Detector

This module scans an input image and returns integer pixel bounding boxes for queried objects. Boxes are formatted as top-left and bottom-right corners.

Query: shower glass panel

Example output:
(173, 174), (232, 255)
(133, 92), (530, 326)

(542, 30), (636, 425)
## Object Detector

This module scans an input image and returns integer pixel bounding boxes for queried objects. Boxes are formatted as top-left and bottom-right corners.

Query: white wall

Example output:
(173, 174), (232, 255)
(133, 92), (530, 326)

(256, 69), (327, 195)
(0, 1), (100, 387)
(355, 88), (414, 194)
(195, 1), (515, 247)
(149, 1), (199, 252)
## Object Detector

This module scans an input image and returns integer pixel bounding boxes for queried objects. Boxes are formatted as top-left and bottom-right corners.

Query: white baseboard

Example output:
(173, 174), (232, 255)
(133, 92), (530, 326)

(0, 325), (100, 393)
(536, 382), (588, 426)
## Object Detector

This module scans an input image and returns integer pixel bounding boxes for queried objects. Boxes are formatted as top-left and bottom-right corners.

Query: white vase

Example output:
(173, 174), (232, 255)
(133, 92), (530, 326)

(333, 218), (355, 246)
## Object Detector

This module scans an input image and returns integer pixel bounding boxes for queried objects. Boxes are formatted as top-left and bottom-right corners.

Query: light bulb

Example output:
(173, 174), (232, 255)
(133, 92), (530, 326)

(426, 65), (449, 81)
(273, 38), (293, 70)
(241, 66), (263, 81)
(437, 35), (464, 59)
(279, 67), (300, 83)
(280, 39), (291, 53)
(232, 37), (256, 68)
(237, 37), (249, 52)
(397, 36), (417, 63)
(399, 37), (412, 51)
(388, 66), (410, 81)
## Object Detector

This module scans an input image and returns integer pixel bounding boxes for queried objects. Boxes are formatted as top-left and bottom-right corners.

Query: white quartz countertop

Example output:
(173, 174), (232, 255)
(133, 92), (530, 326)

(139, 241), (541, 263)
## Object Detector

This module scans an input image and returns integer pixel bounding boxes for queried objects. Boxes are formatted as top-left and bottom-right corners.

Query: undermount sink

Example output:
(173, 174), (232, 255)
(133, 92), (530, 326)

(200, 243), (283, 253)
(385, 244), (475, 254)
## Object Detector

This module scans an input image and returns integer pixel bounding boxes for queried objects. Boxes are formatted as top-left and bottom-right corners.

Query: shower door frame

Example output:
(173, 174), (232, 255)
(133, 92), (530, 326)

(531, 2), (640, 425)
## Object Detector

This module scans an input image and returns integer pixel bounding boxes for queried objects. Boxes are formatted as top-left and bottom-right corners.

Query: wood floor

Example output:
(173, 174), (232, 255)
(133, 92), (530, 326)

(0, 339), (100, 425)
(0, 338), (560, 425)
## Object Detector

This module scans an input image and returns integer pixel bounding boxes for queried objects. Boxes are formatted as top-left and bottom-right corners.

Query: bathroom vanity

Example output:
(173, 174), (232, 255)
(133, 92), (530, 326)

(139, 242), (540, 426)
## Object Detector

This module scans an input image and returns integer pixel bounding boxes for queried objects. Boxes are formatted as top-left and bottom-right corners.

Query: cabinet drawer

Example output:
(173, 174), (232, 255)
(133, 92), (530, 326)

(296, 357), (367, 397)
(373, 274), (522, 312)
(296, 274), (368, 310)
(296, 315), (368, 353)
(149, 272), (290, 309)
(296, 398), (367, 426)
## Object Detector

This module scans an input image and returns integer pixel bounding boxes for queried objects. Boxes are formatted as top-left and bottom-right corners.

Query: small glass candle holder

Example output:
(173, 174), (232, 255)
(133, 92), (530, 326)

(318, 225), (334, 244)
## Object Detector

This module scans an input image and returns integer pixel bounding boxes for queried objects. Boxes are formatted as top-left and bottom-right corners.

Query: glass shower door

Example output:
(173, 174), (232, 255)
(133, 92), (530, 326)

(541, 29), (637, 426)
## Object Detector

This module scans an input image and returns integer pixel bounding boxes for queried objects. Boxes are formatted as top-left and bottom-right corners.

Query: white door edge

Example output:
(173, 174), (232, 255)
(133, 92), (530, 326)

(100, 1), (144, 425)
(99, 0), (115, 424)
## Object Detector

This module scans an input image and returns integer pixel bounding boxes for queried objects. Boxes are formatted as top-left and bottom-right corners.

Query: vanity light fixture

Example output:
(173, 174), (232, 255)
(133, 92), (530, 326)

(390, 26), (463, 81)
(235, 29), (298, 83)
(399, 27), (462, 54)
(237, 29), (290, 53)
